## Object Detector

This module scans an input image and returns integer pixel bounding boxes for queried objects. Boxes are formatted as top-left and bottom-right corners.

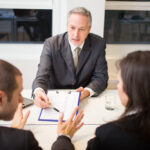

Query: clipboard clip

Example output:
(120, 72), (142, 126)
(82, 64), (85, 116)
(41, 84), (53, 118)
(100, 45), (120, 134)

(68, 91), (71, 94)
(56, 90), (59, 94)
(55, 90), (72, 94)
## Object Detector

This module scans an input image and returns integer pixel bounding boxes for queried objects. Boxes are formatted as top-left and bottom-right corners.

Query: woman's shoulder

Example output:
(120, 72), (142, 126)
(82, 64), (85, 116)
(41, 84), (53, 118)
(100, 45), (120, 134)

(95, 114), (140, 138)
(96, 121), (119, 136)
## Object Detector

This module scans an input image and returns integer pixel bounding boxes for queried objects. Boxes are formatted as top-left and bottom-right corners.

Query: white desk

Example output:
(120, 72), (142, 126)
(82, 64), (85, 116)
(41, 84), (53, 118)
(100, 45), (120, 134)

(0, 89), (125, 150)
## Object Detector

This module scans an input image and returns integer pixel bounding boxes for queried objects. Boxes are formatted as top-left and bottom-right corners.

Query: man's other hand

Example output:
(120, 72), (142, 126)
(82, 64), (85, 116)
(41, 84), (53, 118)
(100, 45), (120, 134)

(76, 87), (90, 101)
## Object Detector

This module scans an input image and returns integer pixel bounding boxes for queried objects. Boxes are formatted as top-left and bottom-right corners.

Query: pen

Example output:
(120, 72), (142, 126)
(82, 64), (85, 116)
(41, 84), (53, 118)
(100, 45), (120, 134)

(51, 106), (60, 112)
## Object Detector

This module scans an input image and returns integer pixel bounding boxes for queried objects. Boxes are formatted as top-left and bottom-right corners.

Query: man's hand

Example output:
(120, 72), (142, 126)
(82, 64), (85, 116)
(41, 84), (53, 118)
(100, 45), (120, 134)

(57, 106), (84, 139)
(76, 87), (90, 101)
(34, 89), (50, 108)
(11, 103), (30, 129)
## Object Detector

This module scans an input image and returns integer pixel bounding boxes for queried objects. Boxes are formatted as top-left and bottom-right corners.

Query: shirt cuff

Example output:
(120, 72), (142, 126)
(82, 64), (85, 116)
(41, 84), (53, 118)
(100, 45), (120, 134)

(58, 134), (71, 139)
(33, 87), (45, 95)
(84, 87), (95, 97)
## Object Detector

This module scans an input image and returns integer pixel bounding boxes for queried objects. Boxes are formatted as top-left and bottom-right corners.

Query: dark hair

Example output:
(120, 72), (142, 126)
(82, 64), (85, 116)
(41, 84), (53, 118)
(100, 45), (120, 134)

(0, 59), (22, 101)
(118, 51), (150, 138)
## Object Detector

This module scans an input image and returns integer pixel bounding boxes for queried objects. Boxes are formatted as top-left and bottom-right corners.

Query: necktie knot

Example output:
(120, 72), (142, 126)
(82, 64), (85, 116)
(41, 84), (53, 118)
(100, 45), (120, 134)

(75, 47), (81, 56)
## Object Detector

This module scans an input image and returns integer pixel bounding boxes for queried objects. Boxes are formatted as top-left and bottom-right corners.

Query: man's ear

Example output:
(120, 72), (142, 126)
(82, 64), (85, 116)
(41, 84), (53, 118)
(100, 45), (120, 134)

(0, 90), (7, 106)
(88, 26), (91, 32)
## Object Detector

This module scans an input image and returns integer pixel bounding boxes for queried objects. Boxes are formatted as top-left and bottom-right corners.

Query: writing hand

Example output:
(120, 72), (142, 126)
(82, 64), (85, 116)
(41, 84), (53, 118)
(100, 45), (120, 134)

(34, 89), (50, 108)
(57, 106), (84, 139)
(11, 103), (30, 129)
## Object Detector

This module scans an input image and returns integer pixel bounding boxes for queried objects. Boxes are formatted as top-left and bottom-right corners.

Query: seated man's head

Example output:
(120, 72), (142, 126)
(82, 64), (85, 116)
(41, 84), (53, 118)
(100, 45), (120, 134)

(67, 7), (92, 46)
(0, 59), (23, 121)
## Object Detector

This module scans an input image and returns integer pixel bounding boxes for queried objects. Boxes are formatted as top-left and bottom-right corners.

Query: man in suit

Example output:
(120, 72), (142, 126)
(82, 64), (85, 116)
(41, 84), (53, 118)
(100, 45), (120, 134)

(0, 59), (83, 150)
(32, 7), (108, 108)
(0, 59), (42, 150)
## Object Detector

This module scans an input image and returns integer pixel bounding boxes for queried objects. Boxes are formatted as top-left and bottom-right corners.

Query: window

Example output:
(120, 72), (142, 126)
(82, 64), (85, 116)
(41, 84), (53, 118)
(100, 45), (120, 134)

(0, 9), (52, 43)
(104, 10), (150, 43)
(105, 1), (150, 44)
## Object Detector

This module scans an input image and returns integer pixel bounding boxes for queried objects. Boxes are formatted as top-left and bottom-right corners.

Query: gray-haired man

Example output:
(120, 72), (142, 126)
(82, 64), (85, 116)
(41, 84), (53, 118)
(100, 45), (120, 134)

(32, 7), (108, 108)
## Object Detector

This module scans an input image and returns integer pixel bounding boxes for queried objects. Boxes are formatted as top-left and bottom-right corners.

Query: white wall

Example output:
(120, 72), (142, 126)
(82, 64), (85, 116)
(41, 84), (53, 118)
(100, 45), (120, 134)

(0, 44), (42, 88)
(52, 0), (68, 35)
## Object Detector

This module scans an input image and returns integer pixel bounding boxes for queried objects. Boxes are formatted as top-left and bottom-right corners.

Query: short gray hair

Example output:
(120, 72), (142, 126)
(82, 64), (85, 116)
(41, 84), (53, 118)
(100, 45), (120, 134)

(68, 7), (92, 27)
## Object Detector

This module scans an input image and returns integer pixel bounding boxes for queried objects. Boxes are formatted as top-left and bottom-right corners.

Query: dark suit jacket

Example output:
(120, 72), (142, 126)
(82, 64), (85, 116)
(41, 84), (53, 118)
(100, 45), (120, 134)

(32, 32), (108, 95)
(52, 135), (75, 150)
(52, 115), (150, 150)
(0, 126), (42, 150)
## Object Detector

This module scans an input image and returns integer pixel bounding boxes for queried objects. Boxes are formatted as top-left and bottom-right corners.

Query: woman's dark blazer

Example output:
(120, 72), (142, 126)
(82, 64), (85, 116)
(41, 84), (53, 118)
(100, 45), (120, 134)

(87, 114), (150, 150)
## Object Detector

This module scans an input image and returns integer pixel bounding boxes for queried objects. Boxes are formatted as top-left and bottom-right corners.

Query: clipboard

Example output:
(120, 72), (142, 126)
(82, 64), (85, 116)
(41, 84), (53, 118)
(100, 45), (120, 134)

(38, 90), (81, 122)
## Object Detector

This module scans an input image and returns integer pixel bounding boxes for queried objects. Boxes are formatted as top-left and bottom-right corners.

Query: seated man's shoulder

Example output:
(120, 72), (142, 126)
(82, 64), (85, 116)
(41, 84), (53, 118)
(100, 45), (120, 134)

(0, 126), (39, 149)
(44, 33), (67, 51)
(89, 33), (105, 42)
(0, 126), (33, 138)
(46, 32), (67, 44)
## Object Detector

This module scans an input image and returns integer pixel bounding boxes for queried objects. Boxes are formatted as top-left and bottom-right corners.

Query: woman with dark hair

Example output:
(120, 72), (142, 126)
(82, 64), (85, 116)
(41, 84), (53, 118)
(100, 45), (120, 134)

(86, 50), (150, 150)
(52, 51), (150, 150)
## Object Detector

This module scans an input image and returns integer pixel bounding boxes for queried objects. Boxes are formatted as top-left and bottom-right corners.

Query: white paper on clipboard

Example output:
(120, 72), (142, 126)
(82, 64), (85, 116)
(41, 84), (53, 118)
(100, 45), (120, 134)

(38, 90), (80, 122)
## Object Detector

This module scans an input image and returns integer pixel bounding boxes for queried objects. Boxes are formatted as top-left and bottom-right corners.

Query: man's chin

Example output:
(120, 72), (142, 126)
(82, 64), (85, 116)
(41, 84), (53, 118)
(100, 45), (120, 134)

(2, 116), (13, 121)
(71, 41), (81, 47)
(2, 112), (15, 121)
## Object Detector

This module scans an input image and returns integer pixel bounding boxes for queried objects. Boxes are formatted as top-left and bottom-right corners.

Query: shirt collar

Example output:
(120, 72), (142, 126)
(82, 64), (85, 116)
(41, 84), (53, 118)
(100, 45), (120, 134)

(69, 40), (84, 53)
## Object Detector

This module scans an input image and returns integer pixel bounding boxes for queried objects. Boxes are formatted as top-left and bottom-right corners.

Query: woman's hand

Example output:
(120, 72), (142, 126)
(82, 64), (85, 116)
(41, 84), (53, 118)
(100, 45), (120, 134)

(57, 106), (84, 138)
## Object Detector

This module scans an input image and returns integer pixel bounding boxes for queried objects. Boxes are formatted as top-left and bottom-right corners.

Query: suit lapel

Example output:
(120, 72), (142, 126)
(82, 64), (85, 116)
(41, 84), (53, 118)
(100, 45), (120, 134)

(60, 34), (75, 74)
(76, 36), (92, 75)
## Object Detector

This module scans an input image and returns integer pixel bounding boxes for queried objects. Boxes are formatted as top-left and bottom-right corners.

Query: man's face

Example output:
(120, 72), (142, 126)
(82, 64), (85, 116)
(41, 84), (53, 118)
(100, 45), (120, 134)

(1, 75), (23, 121)
(67, 13), (91, 46)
